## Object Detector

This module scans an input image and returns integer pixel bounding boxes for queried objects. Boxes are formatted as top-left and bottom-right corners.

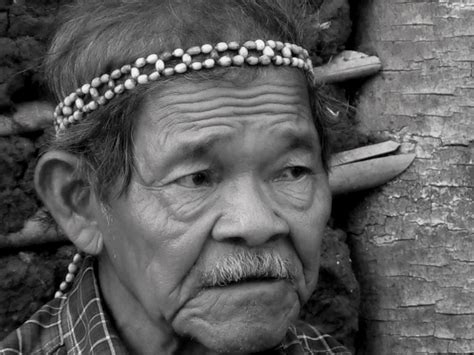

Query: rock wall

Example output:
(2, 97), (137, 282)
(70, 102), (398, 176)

(0, 0), (360, 351)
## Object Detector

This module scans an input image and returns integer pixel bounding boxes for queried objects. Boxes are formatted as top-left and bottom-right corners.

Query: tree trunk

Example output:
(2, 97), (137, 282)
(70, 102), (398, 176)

(348, 1), (474, 353)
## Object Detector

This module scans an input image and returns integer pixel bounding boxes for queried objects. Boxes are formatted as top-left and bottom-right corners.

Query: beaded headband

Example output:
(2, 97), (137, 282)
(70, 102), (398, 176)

(53, 39), (314, 133)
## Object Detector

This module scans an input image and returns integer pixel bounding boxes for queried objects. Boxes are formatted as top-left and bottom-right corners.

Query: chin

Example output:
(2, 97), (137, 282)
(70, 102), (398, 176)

(174, 294), (300, 353)
(173, 280), (301, 353)
(192, 318), (294, 354)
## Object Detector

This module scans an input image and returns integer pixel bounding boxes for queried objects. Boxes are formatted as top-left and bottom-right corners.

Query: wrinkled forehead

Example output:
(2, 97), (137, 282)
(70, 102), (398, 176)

(136, 67), (315, 146)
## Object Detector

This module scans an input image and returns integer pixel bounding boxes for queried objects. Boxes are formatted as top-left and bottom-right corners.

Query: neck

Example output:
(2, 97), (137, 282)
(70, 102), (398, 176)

(97, 253), (178, 355)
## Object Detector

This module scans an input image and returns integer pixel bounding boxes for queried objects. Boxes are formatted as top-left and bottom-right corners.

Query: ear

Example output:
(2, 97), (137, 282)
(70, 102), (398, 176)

(35, 151), (104, 255)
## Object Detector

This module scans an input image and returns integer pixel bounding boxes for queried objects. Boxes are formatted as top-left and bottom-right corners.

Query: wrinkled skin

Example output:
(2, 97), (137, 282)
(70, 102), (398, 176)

(95, 68), (332, 354)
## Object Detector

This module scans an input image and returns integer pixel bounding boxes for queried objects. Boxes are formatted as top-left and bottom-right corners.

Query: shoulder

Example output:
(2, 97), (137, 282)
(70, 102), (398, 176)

(0, 298), (66, 355)
(280, 320), (352, 354)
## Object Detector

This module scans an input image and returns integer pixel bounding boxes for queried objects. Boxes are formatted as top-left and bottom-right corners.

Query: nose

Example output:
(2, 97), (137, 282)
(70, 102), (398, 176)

(212, 177), (289, 246)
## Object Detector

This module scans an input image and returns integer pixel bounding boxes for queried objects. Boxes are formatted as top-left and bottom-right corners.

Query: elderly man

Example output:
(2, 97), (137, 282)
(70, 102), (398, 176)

(1, 0), (351, 354)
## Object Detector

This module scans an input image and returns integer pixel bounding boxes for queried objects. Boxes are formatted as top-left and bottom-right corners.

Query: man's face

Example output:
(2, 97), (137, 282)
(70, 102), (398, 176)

(96, 68), (331, 352)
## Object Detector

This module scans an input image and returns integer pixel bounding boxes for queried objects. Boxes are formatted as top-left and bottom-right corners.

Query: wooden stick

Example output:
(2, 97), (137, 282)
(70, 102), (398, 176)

(329, 154), (416, 195)
(313, 51), (382, 84)
(329, 141), (401, 167)
(0, 101), (54, 136)
(0, 211), (66, 249)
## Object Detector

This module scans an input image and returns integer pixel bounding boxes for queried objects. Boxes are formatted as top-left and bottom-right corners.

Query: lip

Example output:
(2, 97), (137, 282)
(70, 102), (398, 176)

(200, 278), (294, 295)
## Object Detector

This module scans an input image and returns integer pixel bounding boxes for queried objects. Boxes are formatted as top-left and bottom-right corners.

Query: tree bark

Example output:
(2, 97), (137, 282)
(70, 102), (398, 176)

(349, 1), (474, 353)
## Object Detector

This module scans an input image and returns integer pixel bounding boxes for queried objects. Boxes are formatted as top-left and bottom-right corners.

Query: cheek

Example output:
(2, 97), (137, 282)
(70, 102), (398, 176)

(285, 178), (331, 297)
(100, 183), (218, 320)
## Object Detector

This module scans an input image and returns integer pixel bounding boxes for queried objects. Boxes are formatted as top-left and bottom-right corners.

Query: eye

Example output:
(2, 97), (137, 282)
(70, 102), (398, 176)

(174, 171), (213, 188)
(275, 166), (313, 182)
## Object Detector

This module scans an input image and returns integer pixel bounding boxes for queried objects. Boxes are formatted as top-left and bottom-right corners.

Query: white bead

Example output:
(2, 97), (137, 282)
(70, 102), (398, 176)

(108, 80), (115, 88)
(88, 101), (98, 110)
(89, 87), (99, 98)
(273, 55), (283, 65)
(104, 90), (115, 99)
(291, 44), (301, 54)
(298, 58), (305, 68)
(163, 68), (175, 76)
(238, 47), (248, 57)
(81, 84), (90, 94)
(283, 57), (291, 66)
(203, 58), (215, 68)
(174, 63), (187, 73)
(172, 48), (184, 57)
(146, 54), (158, 64)
(182, 53), (192, 65)
(266, 40), (276, 48)
(54, 291), (63, 298)
(259, 55), (271, 65)
(121, 64), (131, 74)
(65, 273), (74, 283)
(190, 62), (202, 70)
(64, 96), (73, 106)
(263, 46), (274, 57)
(68, 116), (75, 123)
(68, 263), (77, 273)
(135, 57), (146, 68)
(100, 74), (110, 83)
(111, 69), (122, 79)
(131, 67), (140, 79)
(282, 46), (292, 58)
(73, 111), (82, 120)
(186, 46), (201, 55)
(114, 84), (125, 94)
(291, 57), (299, 66)
(137, 74), (149, 84)
(68, 92), (78, 101)
(255, 39), (265, 51)
(62, 106), (72, 116)
(97, 96), (107, 105)
(59, 123), (65, 131)
(91, 77), (101, 88)
(243, 40), (256, 49)
(59, 281), (68, 291)
(218, 56), (232, 66)
(148, 71), (160, 81)
(215, 42), (228, 52)
(160, 52), (172, 61)
(275, 41), (284, 50)
(155, 59), (165, 72)
(228, 41), (240, 50)
(232, 55), (244, 66)
(201, 44), (213, 53)
(73, 253), (82, 263)
(124, 78), (136, 90)
(246, 56), (259, 65)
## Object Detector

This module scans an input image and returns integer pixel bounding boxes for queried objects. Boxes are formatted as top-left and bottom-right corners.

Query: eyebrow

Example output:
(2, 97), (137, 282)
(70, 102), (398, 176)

(274, 129), (319, 154)
(161, 128), (318, 168)
(165, 135), (228, 164)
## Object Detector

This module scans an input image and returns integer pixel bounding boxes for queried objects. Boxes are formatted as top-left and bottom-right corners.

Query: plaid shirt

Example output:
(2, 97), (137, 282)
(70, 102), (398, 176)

(0, 257), (351, 354)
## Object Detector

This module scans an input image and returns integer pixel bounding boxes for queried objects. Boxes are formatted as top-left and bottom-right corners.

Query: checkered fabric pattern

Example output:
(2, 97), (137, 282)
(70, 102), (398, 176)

(0, 256), (351, 354)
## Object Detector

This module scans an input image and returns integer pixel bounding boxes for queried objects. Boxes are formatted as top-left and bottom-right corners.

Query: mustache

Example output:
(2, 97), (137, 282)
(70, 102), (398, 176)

(199, 249), (297, 287)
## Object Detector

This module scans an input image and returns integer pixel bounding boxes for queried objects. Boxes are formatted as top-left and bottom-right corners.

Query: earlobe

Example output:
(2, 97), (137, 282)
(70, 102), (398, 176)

(35, 151), (104, 255)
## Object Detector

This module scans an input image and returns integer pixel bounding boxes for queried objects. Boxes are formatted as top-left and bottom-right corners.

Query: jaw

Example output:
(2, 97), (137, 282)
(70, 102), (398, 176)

(171, 279), (301, 353)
